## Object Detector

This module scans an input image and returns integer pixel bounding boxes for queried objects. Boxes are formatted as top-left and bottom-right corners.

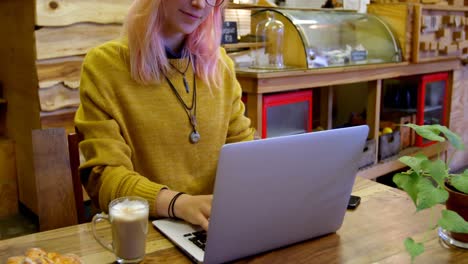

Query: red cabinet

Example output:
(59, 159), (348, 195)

(415, 72), (449, 146)
(381, 72), (449, 147)
(261, 90), (313, 138)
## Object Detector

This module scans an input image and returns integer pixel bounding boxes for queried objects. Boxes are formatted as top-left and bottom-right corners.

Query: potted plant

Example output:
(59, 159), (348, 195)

(392, 124), (468, 262)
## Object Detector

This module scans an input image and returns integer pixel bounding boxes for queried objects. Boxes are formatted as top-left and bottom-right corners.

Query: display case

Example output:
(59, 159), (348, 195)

(250, 8), (402, 69)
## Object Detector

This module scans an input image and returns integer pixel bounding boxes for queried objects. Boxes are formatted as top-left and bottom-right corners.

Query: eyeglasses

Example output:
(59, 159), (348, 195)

(205, 0), (225, 7)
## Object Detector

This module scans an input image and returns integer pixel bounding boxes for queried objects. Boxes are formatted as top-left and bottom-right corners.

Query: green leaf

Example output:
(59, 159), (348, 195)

(435, 125), (465, 151)
(393, 172), (422, 206)
(404, 237), (425, 261)
(399, 154), (428, 175)
(416, 178), (449, 211)
(451, 170), (468, 194)
(420, 159), (448, 187)
(438, 210), (468, 233)
(405, 124), (445, 142)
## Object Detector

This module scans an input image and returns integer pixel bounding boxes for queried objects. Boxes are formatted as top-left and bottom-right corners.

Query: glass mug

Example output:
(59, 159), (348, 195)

(92, 196), (149, 263)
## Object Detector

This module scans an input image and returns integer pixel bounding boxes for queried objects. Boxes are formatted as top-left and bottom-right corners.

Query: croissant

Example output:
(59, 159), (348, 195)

(6, 248), (83, 264)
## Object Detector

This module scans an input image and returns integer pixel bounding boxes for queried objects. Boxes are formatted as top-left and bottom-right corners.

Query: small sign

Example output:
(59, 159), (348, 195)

(221, 21), (238, 44)
(351, 50), (368, 62)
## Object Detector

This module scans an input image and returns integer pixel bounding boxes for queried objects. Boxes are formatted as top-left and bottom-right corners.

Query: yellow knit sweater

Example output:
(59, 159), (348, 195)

(75, 40), (255, 216)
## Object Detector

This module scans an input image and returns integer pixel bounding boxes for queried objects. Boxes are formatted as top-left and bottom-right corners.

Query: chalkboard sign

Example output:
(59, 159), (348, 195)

(222, 21), (238, 44)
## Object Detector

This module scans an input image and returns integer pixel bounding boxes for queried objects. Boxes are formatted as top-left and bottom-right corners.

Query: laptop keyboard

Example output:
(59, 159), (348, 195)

(184, 230), (207, 251)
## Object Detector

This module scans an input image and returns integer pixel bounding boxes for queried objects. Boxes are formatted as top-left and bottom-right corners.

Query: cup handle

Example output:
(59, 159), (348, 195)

(92, 213), (114, 252)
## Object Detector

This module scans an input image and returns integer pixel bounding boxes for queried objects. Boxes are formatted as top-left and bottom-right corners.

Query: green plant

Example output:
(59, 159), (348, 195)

(392, 124), (468, 262)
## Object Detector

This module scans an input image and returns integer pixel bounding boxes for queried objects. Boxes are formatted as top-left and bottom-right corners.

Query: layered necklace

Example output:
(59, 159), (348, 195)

(168, 56), (191, 93)
(164, 57), (200, 144)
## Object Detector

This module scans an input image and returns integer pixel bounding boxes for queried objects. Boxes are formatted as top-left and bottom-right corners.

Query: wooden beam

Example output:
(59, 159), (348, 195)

(319, 86), (333, 130)
(39, 83), (80, 112)
(36, 0), (132, 26)
(0, 139), (18, 217)
(0, 0), (41, 213)
(37, 56), (84, 88)
(35, 23), (122, 60)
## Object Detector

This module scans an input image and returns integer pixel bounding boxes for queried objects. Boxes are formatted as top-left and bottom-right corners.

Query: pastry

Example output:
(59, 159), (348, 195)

(6, 248), (82, 264)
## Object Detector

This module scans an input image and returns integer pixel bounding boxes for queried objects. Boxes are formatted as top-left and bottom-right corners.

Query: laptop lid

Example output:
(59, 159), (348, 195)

(203, 125), (368, 264)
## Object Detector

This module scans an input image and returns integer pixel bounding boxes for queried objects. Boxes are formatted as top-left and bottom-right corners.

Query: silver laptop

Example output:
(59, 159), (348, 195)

(153, 125), (368, 264)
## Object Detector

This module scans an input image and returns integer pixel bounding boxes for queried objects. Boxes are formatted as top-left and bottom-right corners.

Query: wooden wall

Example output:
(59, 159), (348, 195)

(36, 0), (131, 132)
(449, 66), (468, 171)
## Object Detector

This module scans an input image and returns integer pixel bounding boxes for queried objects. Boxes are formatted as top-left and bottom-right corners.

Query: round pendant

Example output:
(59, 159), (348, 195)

(190, 130), (200, 144)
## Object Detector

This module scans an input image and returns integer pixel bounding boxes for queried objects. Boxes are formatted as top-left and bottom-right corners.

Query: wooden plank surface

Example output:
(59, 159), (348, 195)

(35, 23), (122, 60)
(39, 83), (80, 112)
(37, 56), (83, 88)
(0, 139), (18, 218)
(36, 0), (132, 26)
(40, 108), (77, 134)
(1, 178), (467, 263)
(32, 128), (78, 231)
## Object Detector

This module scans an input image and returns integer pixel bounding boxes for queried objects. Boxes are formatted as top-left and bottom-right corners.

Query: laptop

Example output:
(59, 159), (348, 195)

(153, 125), (368, 264)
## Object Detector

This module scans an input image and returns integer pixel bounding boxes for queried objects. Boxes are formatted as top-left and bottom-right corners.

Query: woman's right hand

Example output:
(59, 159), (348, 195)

(173, 194), (212, 231)
(156, 189), (213, 231)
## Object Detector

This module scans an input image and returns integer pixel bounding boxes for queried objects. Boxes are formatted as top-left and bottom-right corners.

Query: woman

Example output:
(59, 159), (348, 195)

(75, 0), (255, 231)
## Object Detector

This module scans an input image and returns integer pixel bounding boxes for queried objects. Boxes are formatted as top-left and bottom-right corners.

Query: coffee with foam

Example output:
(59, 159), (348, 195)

(92, 197), (149, 263)
(109, 198), (149, 262)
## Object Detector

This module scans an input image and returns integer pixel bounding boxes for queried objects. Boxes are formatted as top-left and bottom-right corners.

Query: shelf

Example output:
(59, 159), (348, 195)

(383, 105), (442, 114)
(223, 42), (264, 50)
(0, 98), (6, 105)
(421, 4), (468, 12)
(357, 141), (448, 180)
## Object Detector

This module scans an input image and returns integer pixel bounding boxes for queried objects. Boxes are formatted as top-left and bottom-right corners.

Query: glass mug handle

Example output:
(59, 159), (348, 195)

(92, 213), (114, 252)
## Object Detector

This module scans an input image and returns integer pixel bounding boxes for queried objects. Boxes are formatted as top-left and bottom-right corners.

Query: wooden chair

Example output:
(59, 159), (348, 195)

(32, 127), (86, 231)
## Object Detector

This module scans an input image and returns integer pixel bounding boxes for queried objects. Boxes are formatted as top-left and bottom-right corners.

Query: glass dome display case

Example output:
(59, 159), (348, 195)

(250, 8), (402, 69)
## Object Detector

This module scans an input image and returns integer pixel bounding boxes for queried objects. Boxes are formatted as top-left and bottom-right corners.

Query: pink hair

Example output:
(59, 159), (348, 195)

(123, 0), (227, 87)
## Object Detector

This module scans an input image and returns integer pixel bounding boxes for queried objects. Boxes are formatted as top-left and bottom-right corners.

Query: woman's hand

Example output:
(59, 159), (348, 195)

(173, 194), (212, 231)
(156, 189), (213, 231)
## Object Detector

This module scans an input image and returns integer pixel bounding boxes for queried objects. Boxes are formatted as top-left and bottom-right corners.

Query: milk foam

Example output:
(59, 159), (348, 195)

(111, 199), (148, 220)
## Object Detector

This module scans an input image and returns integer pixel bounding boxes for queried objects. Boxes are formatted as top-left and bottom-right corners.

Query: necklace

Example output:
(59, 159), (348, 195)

(164, 73), (200, 144)
(168, 56), (191, 93)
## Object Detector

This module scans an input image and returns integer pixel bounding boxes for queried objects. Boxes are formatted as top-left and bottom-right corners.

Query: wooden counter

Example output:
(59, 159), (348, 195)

(1, 177), (466, 263)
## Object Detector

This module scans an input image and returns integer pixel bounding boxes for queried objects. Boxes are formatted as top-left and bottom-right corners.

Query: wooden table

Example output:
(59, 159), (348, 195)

(1, 178), (467, 263)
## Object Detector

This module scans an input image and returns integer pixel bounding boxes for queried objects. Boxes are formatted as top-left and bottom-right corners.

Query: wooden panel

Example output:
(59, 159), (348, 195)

(448, 67), (468, 171)
(367, 3), (414, 62)
(37, 56), (83, 88)
(36, 0), (132, 26)
(0, 139), (18, 217)
(236, 60), (460, 94)
(246, 93), (262, 135)
(35, 23), (122, 60)
(40, 107), (77, 134)
(0, 0), (42, 213)
(367, 80), (381, 142)
(319, 87), (333, 130)
(39, 83), (80, 112)
(32, 128), (78, 231)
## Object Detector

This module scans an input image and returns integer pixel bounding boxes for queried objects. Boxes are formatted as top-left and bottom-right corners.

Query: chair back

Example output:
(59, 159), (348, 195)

(32, 128), (85, 231)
